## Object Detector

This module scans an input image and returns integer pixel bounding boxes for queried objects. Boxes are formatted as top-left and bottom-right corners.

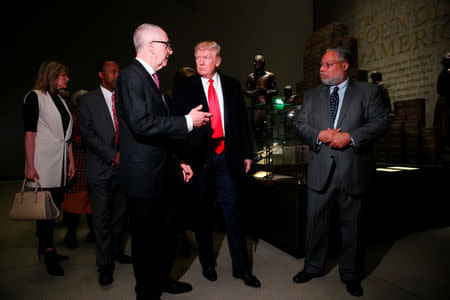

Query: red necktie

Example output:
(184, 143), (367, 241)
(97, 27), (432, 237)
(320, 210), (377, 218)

(111, 93), (119, 144)
(208, 78), (224, 154)
(152, 72), (160, 91)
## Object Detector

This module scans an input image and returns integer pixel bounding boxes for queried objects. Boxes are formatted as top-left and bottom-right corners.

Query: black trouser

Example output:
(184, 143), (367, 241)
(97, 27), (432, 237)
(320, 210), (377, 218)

(193, 153), (250, 273)
(88, 174), (127, 267)
(36, 187), (63, 254)
(128, 195), (180, 299)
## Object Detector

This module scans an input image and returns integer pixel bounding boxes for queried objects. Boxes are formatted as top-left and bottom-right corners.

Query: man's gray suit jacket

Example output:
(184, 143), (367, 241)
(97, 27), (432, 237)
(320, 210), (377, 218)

(294, 79), (389, 196)
(78, 88), (118, 183)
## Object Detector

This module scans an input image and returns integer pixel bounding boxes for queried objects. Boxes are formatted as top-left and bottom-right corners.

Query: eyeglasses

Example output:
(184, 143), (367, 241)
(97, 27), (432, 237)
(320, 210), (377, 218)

(152, 40), (171, 49)
(320, 61), (344, 69)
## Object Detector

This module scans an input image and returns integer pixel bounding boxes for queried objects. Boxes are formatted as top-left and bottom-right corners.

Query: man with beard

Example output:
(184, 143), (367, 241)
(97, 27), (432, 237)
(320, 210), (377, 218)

(293, 47), (388, 297)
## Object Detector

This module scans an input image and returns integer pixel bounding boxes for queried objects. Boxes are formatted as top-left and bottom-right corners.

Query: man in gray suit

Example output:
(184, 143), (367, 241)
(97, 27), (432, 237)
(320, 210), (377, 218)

(293, 47), (389, 297)
(78, 60), (131, 286)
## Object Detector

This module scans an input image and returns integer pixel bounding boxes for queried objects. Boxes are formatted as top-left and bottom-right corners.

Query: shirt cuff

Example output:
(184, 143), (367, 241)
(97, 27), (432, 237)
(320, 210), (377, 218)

(185, 115), (193, 132)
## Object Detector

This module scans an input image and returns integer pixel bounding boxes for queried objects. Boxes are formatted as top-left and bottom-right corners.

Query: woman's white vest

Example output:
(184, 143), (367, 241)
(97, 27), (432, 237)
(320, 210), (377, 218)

(25, 90), (73, 188)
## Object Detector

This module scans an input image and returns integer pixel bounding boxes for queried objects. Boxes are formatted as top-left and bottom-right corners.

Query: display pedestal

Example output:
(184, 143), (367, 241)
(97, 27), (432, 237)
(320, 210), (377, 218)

(244, 175), (307, 258)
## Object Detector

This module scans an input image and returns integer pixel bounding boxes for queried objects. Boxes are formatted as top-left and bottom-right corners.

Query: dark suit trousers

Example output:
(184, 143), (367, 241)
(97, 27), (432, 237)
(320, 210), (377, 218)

(88, 172), (127, 267)
(304, 164), (363, 282)
(128, 195), (179, 299)
(193, 152), (250, 273)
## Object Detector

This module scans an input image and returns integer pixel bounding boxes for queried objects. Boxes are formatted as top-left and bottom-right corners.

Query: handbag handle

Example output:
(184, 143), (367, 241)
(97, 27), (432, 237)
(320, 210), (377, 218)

(21, 177), (44, 193)
(21, 178), (44, 205)
(14, 178), (60, 219)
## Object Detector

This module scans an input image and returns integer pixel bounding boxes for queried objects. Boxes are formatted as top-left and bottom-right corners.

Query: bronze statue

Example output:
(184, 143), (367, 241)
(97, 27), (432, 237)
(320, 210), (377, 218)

(244, 55), (277, 144)
(370, 71), (392, 114)
(433, 52), (450, 152)
(283, 85), (298, 105)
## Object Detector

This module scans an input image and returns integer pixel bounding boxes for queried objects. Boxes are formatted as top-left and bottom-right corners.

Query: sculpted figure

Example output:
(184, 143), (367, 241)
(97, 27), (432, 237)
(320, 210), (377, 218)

(370, 71), (392, 113)
(283, 85), (299, 104)
(433, 52), (450, 151)
(244, 55), (277, 143)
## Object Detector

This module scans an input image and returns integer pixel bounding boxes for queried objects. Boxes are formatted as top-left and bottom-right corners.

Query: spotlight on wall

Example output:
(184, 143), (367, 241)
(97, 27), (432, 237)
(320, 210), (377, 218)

(376, 168), (401, 172)
(376, 166), (421, 172)
(388, 166), (420, 171)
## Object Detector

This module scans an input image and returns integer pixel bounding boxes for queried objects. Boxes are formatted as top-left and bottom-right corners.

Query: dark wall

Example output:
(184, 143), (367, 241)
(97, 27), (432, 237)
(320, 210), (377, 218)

(313, 0), (354, 30)
(2, 0), (313, 179)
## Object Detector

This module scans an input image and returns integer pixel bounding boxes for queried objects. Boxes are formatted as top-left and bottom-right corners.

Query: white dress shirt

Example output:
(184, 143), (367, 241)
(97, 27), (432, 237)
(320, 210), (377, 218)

(100, 85), (117, 131)
(317, 76), (353, 145)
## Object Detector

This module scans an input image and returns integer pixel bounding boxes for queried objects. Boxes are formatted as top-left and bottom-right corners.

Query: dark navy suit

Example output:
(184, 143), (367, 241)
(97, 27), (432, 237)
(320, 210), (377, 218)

(171, 72), (253, 273)
(115, 59), (188, 299)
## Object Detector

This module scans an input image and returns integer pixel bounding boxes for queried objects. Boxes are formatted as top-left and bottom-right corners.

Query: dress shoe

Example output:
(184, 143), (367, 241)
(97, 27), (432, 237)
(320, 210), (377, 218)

(163, 278), (192, 294)
(98, 266), (114, 286)
(292, 269), (323, 283)
(43, 250), (64, 276)
(39, 249), (69, 263)
(63, 231), (77, 248)
(54, 251), (70, 262)
(345, 280), (363, 297)
(232, 270), (261, 288)
(202, 266), (217, 281)
(114, 252), (132, 264)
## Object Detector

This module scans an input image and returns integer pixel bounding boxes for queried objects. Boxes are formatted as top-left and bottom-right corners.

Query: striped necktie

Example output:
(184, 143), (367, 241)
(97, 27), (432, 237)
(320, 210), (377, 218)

(111, 93), (119, 144)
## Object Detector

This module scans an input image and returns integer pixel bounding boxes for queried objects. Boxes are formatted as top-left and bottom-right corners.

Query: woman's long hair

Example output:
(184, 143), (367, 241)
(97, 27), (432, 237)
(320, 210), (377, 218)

(33, 60), (69, 95)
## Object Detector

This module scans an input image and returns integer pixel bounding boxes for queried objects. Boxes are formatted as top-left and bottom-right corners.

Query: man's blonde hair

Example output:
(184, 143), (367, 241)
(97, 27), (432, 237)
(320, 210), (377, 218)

(194, 41), (221, 57)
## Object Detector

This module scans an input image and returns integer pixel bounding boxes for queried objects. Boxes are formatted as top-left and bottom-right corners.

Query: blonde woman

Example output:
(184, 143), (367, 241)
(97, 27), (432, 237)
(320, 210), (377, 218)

(23, 60), (75, 276)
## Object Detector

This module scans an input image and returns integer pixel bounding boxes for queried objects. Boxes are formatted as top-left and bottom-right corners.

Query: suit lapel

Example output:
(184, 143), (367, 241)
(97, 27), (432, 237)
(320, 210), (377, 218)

(133, 60), (169, 114)
(336, 80), (353, 129)
(218, 73), (230, 127)
(95, 88), (115, 134)
(320, 85), (334, 128)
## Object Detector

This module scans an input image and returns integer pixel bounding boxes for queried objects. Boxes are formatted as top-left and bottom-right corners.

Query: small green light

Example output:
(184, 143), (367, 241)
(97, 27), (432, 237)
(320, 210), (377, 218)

(274, 98), (283, 104)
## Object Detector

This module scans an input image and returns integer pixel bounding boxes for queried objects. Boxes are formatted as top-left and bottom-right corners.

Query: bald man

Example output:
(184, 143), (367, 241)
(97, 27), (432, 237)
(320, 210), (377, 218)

(115, 23), (211, 300)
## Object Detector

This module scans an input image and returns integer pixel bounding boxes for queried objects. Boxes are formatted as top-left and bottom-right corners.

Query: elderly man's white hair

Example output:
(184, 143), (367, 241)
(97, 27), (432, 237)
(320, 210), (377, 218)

(133, 23), (163, 52)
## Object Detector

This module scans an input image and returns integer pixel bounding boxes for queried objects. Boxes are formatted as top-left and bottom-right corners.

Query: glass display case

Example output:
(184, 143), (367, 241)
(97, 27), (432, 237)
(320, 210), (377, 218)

(244, 97), (308, 258)
(249, 97), (308, 185)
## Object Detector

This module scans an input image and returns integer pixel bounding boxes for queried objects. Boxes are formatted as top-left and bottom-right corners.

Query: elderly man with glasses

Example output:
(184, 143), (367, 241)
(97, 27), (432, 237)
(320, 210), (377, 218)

(115, 23), (211, 300)
(293, 47), (389, 297)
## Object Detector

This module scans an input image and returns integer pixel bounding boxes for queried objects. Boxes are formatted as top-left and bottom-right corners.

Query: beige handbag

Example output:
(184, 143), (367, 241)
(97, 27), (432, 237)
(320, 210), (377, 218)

(9, 178), (60, 220)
